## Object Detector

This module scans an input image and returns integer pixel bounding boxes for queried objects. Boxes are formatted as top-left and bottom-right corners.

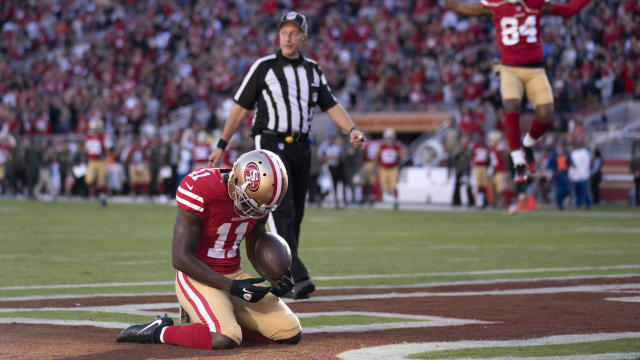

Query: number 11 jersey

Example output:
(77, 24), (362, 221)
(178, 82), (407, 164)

(176, 168), (264, 274)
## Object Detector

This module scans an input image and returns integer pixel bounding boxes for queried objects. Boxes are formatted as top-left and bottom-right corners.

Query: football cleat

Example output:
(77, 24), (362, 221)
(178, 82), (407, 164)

(522, 144), (536, 175)
(116, 315), (173, 344)
(513, 164), (528, 184)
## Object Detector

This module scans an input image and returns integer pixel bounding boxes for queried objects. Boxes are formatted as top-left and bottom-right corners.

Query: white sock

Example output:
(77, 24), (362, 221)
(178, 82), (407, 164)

(510, 149), (525, 165)
(522, 133), (536, 147)
(159, 326), (168, 343)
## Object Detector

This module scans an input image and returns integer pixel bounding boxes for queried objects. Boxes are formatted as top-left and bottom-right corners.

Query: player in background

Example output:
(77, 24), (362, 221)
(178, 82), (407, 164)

(84, 118), (110, 206)
(488, 131), (518, 214)
(361, 137), (382, 207)
(376, 128), (406, 210)
(126, 136), (150, 198)
(0, 133), (16, 195)
(470, 133), (490, 208)
(444, 0), (592, 196)
(192, 130), (214, 170)
(117, 150), (299, 350)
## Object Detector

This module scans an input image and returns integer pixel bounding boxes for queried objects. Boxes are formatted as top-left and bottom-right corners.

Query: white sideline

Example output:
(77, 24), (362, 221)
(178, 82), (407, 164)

(337, 333), (640, 360)
(2, 264), (639, 290)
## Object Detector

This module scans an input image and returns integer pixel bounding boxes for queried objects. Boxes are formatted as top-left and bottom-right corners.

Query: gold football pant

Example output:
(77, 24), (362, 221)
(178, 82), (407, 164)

(175, 269), (300, 345)
(500, 65), (553, 107)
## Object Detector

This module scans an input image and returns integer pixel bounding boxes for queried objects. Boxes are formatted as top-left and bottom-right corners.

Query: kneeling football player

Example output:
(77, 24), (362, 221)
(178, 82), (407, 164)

(117, 149), (300, 349)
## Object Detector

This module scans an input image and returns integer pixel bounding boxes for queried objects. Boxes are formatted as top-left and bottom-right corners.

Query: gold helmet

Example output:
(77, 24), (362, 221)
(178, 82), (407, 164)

(228, 149), (288, 219)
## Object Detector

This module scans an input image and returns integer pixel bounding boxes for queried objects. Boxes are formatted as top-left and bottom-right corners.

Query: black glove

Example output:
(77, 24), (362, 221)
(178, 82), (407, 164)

(230, 278), (271, 303)
(269, 269), (295, 297)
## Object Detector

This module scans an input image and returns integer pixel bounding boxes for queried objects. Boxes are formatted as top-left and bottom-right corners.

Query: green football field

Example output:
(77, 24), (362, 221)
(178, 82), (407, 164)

(1, 200), (640, 294)
(1, 200), (640, 359)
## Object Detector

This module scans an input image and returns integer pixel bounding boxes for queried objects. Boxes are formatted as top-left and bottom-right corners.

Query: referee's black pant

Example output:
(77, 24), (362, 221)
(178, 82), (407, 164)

(257, 133), (311, 282)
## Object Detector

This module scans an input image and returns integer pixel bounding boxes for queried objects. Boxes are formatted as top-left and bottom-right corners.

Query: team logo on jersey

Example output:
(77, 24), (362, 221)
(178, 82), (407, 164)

(244, 162), (260, 192)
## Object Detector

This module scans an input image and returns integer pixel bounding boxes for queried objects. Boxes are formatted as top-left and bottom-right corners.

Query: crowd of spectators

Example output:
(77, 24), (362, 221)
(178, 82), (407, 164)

(0, 0), (639, 203)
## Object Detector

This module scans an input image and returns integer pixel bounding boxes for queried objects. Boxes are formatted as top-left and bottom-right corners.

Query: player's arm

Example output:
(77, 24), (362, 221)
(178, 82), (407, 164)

(543, 0), (591, 17)
(444, 0), (492, 16)
(172, 208), (270, 302)
(172, 208), (233, 291)
(208, 103), (250, 167)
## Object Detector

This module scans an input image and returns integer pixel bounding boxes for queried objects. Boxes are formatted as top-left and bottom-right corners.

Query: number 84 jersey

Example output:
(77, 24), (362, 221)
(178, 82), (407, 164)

(482, 0), (547, 66)
(176, 168), (264, 274)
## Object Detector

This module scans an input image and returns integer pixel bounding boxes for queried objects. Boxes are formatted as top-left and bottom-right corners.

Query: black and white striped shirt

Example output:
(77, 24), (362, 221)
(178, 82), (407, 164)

(234, 51), (337, 136)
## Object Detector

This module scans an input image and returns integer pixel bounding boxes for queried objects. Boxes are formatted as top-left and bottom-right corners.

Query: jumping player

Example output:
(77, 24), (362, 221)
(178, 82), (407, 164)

(116, 149), (300, 349)
(444, 0), (592, 194)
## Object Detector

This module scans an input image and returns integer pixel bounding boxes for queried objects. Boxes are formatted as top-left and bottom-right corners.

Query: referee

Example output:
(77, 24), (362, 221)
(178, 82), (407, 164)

(208, 11), (365, 299)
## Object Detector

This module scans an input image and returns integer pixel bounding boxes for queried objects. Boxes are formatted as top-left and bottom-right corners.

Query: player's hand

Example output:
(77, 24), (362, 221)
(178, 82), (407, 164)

(350, 128), (365, 149)
(230, 278), (271, 303)
(269, 268), (295, 297)
(208, 147), (223, 168)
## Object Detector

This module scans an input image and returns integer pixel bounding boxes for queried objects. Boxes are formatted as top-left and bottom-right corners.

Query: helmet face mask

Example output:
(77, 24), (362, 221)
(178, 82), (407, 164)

(228, 150), (288, 219)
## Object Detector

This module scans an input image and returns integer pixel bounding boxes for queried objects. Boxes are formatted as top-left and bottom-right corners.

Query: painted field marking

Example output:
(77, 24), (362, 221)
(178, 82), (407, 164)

(2, 274), (640, 302)
(297, 311), (490, 334)
(0, 306), (490, 333)
(288, 283), (640, 303)
(2, 265), (639, 290)
(337, 333), (640, 360)
(606, 296), (640, 303)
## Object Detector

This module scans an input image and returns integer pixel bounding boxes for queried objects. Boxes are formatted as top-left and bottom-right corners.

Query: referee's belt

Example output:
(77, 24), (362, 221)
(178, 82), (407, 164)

(260, 130), (308, 144)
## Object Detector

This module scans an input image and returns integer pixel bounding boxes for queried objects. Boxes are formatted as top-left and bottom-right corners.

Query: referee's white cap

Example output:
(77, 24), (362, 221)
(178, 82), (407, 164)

(279, 11), (307, 34)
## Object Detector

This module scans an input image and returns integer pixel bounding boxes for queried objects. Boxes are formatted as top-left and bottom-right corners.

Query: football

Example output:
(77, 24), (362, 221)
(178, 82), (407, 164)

(253, 232), (292, 284)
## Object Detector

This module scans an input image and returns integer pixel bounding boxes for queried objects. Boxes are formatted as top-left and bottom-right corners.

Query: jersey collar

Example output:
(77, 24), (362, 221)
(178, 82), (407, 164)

(277, 50), (304, 66)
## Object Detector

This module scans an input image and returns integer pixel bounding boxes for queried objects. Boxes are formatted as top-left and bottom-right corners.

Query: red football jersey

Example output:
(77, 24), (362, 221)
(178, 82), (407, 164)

(481, 0), (547, 66)
(176, 168), (263, 274)
(471, 141), (490, 167)
(490, 140), (508, 172)
(0, 143), (12, 163)
(192, 142), (211, 163)
(128, 144), (146, 164)
(363, 140), (381, 162)
(85, 133), (106, 160)
(377, 142), (403, 168)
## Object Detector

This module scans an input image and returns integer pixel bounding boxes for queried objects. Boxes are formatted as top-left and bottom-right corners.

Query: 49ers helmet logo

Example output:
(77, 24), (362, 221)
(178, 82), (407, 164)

(244, 162), (261, 191)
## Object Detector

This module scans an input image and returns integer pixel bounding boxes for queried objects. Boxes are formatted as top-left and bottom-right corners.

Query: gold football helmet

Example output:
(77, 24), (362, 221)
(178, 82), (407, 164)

(228, 149), (288, 219)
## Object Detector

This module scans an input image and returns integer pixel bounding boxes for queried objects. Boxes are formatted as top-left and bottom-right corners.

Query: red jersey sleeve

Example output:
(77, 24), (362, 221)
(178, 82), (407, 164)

(176, 168), (232, 218)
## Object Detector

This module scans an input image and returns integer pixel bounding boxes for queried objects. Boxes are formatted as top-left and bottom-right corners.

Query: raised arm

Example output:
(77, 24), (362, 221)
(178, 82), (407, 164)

(445, 0), (492, 16)
(543, 0), (591, 17)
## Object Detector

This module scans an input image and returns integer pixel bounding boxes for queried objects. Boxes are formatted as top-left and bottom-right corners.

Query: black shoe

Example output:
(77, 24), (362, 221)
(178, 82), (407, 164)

(116, 316), (173, 344)
(294, 279), (315, 299)
(513, 164), (528, 184)
(522, 144), (536, 175)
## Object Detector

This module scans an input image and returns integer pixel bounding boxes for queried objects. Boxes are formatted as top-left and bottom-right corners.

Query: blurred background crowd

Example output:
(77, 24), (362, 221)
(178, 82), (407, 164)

(0, 0), (639, 208)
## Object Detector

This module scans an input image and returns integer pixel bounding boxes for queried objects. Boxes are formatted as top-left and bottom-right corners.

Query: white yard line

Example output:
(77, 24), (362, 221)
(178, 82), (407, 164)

(2, 265), (639, 290)
(337, 333), (640, 360)
(0, 318), (129, 329)
(2, 274), (640, 302)
(0, 306), (490, 333)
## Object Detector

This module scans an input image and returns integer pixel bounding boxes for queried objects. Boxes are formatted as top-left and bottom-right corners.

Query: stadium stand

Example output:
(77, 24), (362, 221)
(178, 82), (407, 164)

(0, 0), (638, 205)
